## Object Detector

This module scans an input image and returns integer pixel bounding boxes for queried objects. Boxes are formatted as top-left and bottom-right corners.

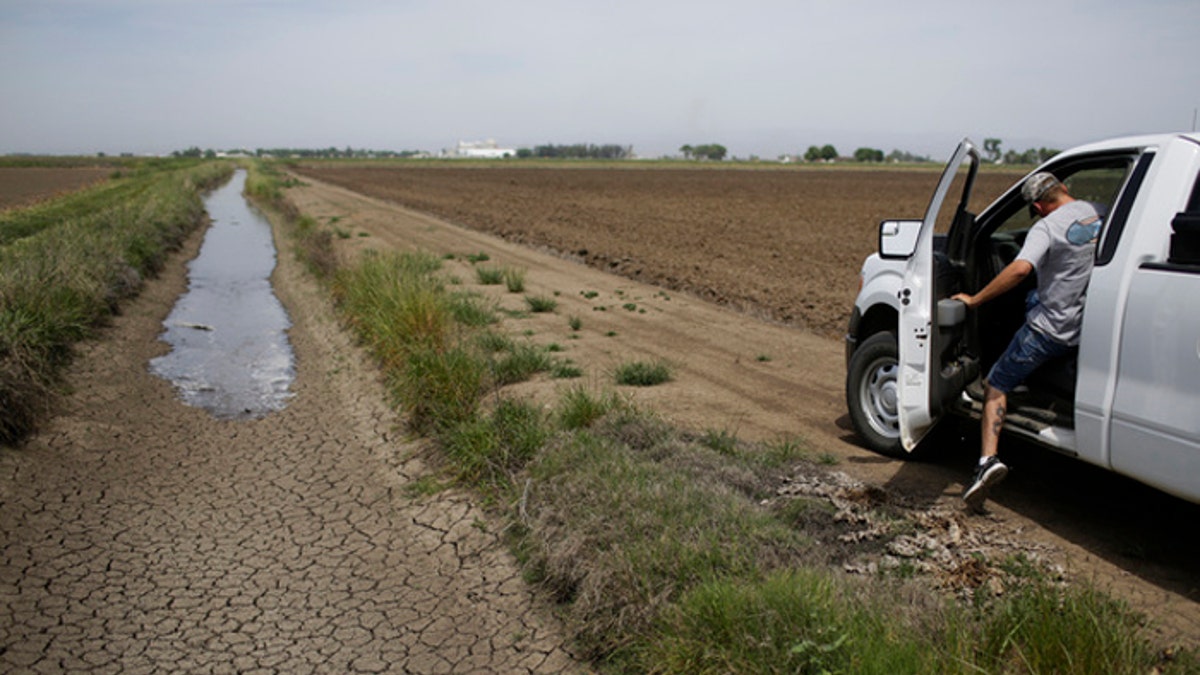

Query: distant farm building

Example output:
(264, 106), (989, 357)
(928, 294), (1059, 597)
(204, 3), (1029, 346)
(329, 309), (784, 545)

(447, 139), (516, 159)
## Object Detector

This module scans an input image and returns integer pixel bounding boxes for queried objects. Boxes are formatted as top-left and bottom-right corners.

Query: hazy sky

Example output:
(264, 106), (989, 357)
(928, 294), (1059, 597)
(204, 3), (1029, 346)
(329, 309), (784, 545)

(3, 0), (1198, 159)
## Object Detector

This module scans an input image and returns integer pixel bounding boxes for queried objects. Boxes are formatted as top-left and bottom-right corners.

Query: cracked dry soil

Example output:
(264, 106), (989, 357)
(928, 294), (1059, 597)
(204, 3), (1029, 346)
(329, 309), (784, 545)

(0, 211), (584, 672)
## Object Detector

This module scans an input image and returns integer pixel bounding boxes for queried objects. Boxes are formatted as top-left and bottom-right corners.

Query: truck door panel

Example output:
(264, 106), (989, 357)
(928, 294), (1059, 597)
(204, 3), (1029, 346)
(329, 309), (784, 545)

(1109, 265), (1200, 501)
(896, 140), (978, 450)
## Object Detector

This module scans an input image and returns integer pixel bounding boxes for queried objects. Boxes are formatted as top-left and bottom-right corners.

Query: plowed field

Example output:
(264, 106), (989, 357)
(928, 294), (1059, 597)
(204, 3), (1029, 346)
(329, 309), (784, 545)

(0, 167), (112, 210)
(289, 164), (1018, 338)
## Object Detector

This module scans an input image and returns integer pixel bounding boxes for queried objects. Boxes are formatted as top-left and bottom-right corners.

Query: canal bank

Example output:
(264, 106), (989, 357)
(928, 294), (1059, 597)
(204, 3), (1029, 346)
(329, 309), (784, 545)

(0, 173), (584, 673)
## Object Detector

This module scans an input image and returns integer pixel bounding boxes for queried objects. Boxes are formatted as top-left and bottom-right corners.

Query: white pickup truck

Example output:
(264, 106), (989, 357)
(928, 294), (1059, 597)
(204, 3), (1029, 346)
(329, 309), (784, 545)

(844, 132), (1200, 503)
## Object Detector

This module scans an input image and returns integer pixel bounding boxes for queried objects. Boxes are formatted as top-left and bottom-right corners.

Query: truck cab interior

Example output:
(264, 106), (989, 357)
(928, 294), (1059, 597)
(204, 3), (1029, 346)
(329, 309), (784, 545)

(942, 154), (1139, 433)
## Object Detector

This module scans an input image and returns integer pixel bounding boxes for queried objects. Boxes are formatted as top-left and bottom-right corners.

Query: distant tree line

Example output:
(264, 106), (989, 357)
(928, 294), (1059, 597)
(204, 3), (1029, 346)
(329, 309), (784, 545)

(1003, 147), (1059, 164)
(885, 149), (933, 163)
(519, 144), (633, 160)
(797, 144), (932, 163)
(853, 147), (885, 162)
(256, 147), (424, 159)
(804, 144), (839, 161)
(172, 147), (218, 159)
(679, 144), (728, 161)
(984, 138), (1059, 165)
(171, 146), (425, 159)
(794, 139), (1058, 165)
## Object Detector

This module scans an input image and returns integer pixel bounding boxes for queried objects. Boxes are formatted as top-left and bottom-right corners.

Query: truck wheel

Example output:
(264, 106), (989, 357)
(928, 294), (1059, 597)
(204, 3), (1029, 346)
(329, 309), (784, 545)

(846, 331), (906, 457)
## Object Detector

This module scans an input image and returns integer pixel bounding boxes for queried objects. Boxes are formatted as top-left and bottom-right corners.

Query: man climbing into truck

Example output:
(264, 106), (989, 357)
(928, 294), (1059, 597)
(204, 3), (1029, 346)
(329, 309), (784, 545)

(950, 172), (1106, 511)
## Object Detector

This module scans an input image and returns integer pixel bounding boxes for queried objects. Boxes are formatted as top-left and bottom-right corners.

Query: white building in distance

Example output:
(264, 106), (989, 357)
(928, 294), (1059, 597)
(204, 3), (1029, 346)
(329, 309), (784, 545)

(446, 139), (517, 159)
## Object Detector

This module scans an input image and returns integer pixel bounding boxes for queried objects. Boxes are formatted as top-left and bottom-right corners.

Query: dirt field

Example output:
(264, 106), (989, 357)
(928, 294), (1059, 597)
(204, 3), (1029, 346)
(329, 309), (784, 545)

(290, 164), (1018, 338)
(285, 165), (1200, 649)
(0, 167), (112, 210)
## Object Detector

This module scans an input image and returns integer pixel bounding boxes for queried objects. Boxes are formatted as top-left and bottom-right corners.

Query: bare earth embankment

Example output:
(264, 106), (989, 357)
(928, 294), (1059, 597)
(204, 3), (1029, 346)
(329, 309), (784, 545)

(288, 164), (1200, 648)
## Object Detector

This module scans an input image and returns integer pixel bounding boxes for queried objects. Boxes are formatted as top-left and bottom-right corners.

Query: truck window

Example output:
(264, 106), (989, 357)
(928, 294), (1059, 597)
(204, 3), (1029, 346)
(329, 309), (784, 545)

(933, 163), (980, 233)
(1096, 152), (1155, 266)
(993, 162), (1132, 239)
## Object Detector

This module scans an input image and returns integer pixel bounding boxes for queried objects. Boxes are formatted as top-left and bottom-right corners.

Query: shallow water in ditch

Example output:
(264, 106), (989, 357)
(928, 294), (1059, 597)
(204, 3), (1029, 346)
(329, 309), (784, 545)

(149, 169), (295, 419)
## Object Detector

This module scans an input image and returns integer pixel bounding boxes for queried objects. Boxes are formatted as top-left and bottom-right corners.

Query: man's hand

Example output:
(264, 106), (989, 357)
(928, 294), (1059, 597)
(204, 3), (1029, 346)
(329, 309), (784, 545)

(952, 259), (1033, 311)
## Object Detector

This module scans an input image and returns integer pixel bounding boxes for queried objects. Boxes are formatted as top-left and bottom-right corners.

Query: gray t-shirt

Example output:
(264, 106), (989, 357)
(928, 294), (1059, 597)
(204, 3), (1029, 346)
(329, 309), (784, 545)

(1016, 199), (1106, 345)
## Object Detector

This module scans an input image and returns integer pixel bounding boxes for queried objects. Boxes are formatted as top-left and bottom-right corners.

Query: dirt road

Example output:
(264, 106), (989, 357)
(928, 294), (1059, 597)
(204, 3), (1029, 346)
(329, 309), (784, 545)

(291, 163), (1023, 340)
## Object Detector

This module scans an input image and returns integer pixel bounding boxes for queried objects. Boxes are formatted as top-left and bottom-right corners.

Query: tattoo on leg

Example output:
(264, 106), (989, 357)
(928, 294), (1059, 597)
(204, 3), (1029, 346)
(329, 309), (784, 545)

(990, 405), (1006, 438)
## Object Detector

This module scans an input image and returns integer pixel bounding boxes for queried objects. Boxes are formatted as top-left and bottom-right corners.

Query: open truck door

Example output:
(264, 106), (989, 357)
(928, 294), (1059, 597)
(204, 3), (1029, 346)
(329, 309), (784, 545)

(879, 139), (980, 450)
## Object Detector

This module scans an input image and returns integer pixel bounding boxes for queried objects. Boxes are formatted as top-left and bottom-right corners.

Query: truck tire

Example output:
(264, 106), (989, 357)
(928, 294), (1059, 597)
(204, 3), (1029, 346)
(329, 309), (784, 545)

(846, 331), (906, 457)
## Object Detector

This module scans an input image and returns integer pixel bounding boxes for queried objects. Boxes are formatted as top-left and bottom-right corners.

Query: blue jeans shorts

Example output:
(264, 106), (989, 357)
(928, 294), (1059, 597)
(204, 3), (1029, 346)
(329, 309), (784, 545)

(986, 322), (1074, 394)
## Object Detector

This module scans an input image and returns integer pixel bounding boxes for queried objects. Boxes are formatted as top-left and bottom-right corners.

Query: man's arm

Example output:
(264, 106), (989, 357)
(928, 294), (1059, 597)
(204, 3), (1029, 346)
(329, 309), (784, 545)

(951, 259), (1033, 309)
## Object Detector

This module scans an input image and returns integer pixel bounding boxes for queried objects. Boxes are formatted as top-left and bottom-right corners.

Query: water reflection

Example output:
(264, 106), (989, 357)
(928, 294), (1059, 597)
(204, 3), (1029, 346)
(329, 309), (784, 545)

(150, 169), (295, 419)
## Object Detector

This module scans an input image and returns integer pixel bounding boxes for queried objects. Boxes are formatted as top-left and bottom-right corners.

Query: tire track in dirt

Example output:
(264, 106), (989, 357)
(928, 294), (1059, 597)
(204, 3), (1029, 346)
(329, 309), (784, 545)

(0, 194), (584, 672)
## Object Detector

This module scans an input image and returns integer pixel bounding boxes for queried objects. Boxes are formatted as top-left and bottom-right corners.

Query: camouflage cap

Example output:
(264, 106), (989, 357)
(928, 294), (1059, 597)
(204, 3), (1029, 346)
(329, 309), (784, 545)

(1021, 172), (1061, 203)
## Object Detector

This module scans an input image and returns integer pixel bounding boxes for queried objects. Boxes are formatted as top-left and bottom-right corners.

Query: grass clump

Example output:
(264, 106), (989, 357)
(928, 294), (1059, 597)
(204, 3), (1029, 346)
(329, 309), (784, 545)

(643, 570), (931, 674)
(442, 397), (548, 490)
(490, 341), (552, 386)
(525, 294), (558, 313)
(446, 292), (496, 327)
(551, 361), (584, 379)
(396, 345), (487, 435)
(502, 267), (526, 292)
(474, 331), (513, 354)
(761, 435), (810, 467)
(614, 359), (672, 386)
(332, 251), (453, 362)
(975, 573), (1176, 674)
(474, 265), (504, 285)
(699, 427), (739, 456)
(555, 386), (626, 430)
(474, 264), (526, 292)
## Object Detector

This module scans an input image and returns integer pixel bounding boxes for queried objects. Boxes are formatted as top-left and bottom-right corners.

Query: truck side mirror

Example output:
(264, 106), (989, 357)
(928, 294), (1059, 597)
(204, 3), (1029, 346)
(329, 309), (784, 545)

(879, 220), (922, 259)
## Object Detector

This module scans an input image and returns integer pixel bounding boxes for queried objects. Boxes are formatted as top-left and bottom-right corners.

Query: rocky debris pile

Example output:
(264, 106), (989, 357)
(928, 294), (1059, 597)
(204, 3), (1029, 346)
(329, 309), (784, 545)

(776, 468), (1066, 601)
